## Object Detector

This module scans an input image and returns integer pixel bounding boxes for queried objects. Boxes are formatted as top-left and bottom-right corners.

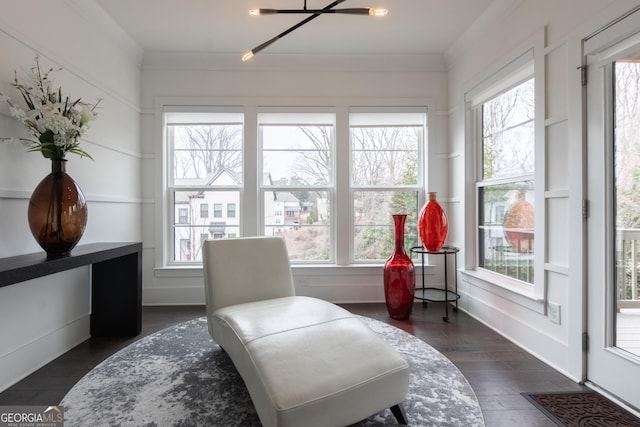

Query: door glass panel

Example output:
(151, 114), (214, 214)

(614, 60), (640, 357)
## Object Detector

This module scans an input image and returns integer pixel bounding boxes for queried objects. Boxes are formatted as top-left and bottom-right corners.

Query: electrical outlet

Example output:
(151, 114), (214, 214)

(549, 302), (561, 325)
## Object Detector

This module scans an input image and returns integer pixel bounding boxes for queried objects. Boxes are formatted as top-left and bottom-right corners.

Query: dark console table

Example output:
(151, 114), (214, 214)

(0, 242), (142, 337)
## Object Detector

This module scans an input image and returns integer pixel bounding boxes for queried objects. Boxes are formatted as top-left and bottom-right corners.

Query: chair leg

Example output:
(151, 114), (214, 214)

(390, 403), (408, 425)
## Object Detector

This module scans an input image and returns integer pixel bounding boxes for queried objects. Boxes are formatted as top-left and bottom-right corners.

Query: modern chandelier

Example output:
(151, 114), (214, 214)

(242, 0), (388, 61)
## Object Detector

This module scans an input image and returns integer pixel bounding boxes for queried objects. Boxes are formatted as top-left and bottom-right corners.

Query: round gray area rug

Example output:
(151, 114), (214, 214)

(61, 317), (484, 426)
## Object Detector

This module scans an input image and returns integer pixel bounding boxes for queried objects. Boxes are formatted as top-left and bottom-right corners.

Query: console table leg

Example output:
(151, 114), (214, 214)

(90, 252), (141, 336)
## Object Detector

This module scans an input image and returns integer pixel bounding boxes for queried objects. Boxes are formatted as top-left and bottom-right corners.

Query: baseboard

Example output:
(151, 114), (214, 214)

(142, 283), (387, 305)
(0, 315), (90, 393)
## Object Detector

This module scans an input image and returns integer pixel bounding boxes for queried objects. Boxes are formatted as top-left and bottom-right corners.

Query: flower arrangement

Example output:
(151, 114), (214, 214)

(0, 56), (101, 160)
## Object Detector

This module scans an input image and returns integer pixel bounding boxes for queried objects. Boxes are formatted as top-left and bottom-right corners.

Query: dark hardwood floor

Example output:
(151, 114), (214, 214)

(0, 302), (586, 426)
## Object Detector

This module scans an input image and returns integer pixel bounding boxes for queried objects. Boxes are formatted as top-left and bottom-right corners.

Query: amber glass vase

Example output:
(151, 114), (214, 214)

(418, 192), (448, 252)
(383, 214), (416, 319)
(28, 159), (88, 257)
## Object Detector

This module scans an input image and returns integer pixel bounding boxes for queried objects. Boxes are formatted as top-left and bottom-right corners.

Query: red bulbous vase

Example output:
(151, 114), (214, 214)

(28, 159), (88, 258)
(383, 214), (416, 319)
(418, 192), (448, 252)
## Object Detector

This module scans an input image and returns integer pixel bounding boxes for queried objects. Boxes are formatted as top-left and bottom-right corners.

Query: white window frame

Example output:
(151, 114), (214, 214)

(155, 98), (431, 271)
(163, 106), (244, 265)
(257, 109), (336, 264)
(348, 107), (427, 263)
(463, 33), (546, 307)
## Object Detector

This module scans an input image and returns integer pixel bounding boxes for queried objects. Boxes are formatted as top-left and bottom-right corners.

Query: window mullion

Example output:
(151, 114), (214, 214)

(336, 106), (351, 265)
(244, 107), (259, 236)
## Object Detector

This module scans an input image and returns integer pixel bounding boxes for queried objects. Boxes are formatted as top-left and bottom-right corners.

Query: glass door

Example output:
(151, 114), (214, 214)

(585, 9), (640, 410)
(612, 60), (640, 358)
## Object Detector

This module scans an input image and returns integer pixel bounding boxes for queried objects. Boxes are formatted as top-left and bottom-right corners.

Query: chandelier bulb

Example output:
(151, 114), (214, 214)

(369, 8), (388, 16)
(242, 51), (255, 62)
(249, 9), (260, 16)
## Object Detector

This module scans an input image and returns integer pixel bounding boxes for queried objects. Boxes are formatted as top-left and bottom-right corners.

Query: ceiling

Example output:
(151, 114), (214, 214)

(95, 0), (495, 58)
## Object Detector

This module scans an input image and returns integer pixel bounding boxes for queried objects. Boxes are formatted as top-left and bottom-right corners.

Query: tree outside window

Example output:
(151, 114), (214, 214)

(260, 113), (334, 262)
(351, 112), (425, 260)
(614, 61), (640, 303)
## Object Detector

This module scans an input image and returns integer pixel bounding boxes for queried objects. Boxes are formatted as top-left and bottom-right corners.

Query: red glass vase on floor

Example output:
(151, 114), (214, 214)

(418, 192), (448, 252)
(28, 159), (88, 258)
(383, 214), (416, 319)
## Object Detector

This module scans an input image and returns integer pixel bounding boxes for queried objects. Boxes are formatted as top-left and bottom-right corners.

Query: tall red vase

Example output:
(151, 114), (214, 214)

(383, 214), (416, 319)
(28, 159), (88, 258)
(418, 192), (448, 252)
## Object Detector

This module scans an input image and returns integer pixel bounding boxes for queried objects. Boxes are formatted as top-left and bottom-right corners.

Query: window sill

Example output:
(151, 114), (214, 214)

(154, 265), (204, 278)
(153, 263), (391, 278)
(460, 269), (545, 314)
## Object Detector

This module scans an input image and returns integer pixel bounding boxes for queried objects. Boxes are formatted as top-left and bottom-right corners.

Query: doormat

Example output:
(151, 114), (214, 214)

(523, 391), (640, 426)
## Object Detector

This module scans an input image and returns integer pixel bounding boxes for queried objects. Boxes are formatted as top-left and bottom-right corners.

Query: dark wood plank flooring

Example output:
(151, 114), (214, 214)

(0, 302), (586, 426)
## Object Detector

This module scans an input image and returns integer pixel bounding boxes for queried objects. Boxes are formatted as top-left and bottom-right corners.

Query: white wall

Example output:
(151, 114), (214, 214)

(140, 53), (452, 305)
(0, 0), (143, 391)
(447, 0), (640, 382)
(3, 0), (633, 398)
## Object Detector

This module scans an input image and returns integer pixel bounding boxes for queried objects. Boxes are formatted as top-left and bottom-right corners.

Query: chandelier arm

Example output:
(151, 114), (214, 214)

(258, 8), (370, 14)
(332, 8), (372, 15)
(245, 0), (347, 58)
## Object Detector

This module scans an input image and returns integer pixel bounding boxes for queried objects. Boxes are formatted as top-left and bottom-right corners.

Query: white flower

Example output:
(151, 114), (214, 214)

(1, 56), (101, 160)
(8, 105), (26, 121)
(78, 104), (95, 125)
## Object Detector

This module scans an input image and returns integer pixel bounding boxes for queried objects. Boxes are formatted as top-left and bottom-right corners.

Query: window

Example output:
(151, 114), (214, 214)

(213, 203), (223, 218)
(166, 110), (243, 263)
(163, 105), (427, 266)
(177, 207), (188, 224)
(227, 203), (236, 218)
(350, 111), (426, 260)
(259, 112), (334, 262)
(475, 74), (535, 283)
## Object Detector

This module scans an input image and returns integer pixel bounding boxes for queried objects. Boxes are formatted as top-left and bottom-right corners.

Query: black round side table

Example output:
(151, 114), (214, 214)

(410, 245), (460, 322)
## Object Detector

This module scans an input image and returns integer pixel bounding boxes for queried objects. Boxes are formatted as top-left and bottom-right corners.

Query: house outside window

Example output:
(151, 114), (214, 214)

(209, 222), (226, 239)
(166, 110), (243, 263)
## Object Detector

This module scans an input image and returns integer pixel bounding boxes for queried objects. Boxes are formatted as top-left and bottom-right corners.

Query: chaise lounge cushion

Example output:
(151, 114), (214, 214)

(211, 296), (410, 427)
